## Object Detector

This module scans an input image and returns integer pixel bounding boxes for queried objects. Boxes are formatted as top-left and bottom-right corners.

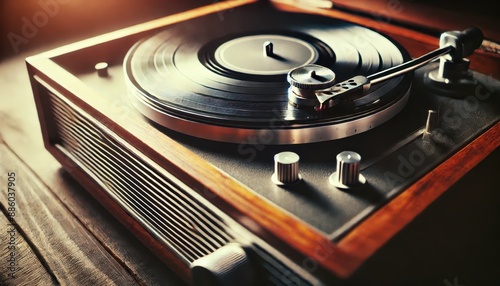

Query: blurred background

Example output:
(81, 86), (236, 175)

(1, 0), (498, 60)
(0, 0), (500, 61)
(0, 0), (212, 59)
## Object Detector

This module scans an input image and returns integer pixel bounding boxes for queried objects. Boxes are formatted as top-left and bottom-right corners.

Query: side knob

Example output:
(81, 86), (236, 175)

(272, 151), (302, 185)
(329, 151), (366, 189)
(191, 244), (255, 286)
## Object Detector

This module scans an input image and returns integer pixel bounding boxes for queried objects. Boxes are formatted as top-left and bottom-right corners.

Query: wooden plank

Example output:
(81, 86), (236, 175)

(0, 200), (55, 285)
(0, 143), (140, 285)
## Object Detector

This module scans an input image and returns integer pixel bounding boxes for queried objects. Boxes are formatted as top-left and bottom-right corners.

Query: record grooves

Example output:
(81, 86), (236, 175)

(124, 8), (412, 144)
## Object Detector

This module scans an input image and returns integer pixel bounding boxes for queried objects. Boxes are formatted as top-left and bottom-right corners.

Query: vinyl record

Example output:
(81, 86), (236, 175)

(124, 6), (412, 144)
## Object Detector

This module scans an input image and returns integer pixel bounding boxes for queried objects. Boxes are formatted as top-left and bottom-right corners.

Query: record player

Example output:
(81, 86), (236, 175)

(26, 0), (500, 285)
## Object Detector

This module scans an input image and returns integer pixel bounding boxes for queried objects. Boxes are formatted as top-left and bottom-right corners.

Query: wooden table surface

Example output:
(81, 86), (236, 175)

(1, 1), (500, 285)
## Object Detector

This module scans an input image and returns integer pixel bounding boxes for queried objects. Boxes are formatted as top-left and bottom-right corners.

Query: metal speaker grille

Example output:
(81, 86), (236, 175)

(44, 89), (317, 285)
(48, 91), (235, 264)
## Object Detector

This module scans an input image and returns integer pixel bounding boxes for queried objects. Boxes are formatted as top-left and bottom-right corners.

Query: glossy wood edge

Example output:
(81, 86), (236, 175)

(25, 0), (500, 281)
(39, 0), (258, 59)
(273, 1), (435, 46)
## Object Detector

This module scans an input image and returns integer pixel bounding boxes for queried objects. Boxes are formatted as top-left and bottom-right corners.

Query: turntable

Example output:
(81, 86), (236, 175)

(26, 0), (500, 285)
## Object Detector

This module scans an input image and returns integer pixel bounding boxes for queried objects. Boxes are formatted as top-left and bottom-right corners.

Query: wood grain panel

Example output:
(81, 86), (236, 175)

(0, 197), (55, 285)
(0, 143), (139, 285)
(330, 0), (500, 42)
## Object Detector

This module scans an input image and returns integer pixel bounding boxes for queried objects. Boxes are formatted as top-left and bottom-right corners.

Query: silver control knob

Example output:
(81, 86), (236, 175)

(272, 151), (302, 185)
(329, 151), (366, 189)
(191, 244), (255, 286)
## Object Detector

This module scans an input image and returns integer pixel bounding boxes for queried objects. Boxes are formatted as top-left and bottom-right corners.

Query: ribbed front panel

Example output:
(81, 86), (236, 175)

(48, 92), (234, 263)
(45, 90), (315, 285)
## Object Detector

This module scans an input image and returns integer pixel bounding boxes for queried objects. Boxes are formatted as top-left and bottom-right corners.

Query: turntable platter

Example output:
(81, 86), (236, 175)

(124, 7), (412, 144)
